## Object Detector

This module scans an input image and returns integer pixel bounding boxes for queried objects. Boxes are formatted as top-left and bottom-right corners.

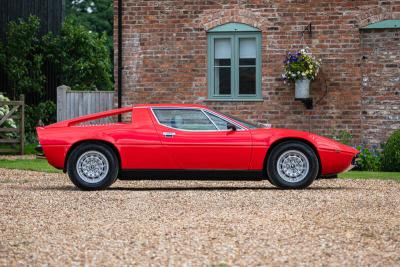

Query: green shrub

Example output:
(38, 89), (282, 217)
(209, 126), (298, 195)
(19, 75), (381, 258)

(381, 130), (400, 172)
(355, 145), (382, 172)
(1, 15), (113, 96)
(25, 101), (56, 143)
(0, 16), (45, 97)
(44, 18), (113, 91)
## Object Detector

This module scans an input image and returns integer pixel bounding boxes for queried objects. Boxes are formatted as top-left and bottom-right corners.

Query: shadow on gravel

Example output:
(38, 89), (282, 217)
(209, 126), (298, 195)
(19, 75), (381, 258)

(34, 185), (354, 191)
(108, 186), (353, 191)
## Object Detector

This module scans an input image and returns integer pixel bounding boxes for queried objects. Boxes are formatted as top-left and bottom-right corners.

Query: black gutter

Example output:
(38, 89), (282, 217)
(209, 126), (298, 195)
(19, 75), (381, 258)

(117, 0), (123, 121)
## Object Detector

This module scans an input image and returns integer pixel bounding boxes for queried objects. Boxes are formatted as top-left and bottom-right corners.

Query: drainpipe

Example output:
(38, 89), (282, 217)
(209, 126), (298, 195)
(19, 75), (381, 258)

(117, 0), (123, 121)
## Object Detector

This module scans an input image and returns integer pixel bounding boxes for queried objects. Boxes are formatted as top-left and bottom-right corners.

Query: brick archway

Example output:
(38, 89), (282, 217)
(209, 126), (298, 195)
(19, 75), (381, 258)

(196, 7), (272, 32)
(357, 6), (400, 28)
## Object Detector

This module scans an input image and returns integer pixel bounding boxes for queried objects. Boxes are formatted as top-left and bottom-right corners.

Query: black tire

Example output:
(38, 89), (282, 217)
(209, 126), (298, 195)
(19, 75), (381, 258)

(67, 142), (119, 190)
(266, 141), (319, 189)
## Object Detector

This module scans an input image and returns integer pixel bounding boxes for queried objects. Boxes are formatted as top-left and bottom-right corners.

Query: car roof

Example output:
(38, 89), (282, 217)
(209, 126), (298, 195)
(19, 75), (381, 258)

(134, 103), (208, 109)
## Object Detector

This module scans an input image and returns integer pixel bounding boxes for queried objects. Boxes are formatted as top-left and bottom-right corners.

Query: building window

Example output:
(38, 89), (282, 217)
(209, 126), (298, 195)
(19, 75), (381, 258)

(207, 23), (262, 101)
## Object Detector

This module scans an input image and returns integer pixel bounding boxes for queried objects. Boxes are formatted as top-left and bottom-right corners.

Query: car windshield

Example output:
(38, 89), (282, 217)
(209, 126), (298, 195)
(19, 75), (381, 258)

(215, 111), (261, 129)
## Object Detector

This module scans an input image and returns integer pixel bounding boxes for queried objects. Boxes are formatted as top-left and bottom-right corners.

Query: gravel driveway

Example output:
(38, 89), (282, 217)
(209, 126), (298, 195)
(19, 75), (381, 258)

(1, 168), (399, 266)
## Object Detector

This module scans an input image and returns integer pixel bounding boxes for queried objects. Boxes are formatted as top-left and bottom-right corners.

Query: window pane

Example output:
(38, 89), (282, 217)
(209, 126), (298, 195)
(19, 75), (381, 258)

(214, 59), (231, 66)
(239, 38), (257, 95)
(214, 67), (231, 95)
(239, 67), (256, 94)
(214, 38), (231, 59)
(214, 38), (231, 95)
(239, 38), (256, 59)
(205, 111), (230, 130)
(153, 109), (217, 131)
(239, 58), (256, 66)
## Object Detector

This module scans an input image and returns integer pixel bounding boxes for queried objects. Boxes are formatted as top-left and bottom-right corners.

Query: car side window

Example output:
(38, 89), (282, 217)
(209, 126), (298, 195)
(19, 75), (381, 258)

(204, 111), (230, 130)
(204, 111), (244, 130)
(153, 109), (217, 131)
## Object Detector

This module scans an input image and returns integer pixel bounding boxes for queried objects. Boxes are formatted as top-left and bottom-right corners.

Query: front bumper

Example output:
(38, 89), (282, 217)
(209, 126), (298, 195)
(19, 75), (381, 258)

(343, 153), (360, 173)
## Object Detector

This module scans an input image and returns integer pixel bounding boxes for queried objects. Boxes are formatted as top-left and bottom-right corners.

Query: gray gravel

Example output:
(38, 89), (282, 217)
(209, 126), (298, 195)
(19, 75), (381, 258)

(0, 168), (399, 266)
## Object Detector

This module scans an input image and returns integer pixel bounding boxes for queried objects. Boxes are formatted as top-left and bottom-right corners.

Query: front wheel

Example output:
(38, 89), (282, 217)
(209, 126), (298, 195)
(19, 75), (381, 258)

(266, 141), (319, 189)
(67, 143), (119, 190)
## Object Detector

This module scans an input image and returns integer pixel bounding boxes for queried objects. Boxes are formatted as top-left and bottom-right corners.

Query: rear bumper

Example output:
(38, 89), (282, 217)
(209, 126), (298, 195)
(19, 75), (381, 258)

(35, 145), (46, 158)
(40, 145), (68, 170)
(35, 145), (43, 154)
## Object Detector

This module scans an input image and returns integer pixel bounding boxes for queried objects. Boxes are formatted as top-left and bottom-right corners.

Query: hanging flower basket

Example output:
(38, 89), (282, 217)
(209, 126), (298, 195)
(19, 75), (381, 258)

(295, 79), (311, 98)
(282, 48), (321, 99)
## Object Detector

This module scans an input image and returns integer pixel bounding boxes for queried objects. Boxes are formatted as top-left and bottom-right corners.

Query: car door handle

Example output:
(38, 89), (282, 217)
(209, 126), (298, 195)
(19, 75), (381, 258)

(163, 132), (176, 138)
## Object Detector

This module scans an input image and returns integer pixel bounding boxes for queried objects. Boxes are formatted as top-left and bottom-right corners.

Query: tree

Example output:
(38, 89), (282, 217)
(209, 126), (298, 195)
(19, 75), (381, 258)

(65, 0), (113, 54)
(0, 16), (45, 97)
(0, 15), (113, 94)
(44, 18), (113, 91)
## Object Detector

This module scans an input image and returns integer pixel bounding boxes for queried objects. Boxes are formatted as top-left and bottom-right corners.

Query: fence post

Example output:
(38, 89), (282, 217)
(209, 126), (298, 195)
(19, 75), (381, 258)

(19, 94), (25, 155)
(57, 85), (70, 122)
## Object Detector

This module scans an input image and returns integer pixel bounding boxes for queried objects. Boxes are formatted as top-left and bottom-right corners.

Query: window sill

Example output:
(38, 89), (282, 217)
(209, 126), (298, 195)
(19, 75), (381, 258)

(204, 98), (264, 102)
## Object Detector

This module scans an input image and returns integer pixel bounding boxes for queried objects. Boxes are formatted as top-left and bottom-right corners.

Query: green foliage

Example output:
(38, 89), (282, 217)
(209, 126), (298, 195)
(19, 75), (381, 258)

(355, 145), (382, 172)
(0, 42), (5, 67)
(333, 130), (353, 146)
(0, 15), (113, 95)
(25, 101), (56, 143)
(381, 130), (400, 172)
(44, 18), (113, 91)
(24, 143), (38, 155)
(330, 130), (384, 172)
(66, 0), (114, 64)
(1, 16), (45, 96)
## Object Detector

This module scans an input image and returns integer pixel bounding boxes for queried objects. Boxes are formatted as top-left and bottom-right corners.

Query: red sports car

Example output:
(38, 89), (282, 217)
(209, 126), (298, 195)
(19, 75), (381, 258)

(36, 104), (358, 190)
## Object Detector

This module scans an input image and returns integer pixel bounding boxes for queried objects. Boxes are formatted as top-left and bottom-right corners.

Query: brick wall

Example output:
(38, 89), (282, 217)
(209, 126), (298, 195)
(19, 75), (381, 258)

(114, 0), (400, 145)
(361, 28), (400, 146)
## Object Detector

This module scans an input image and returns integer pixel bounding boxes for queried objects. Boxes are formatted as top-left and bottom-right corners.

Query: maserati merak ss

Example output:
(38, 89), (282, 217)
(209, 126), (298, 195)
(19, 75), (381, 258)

(36, 104), (359, 190)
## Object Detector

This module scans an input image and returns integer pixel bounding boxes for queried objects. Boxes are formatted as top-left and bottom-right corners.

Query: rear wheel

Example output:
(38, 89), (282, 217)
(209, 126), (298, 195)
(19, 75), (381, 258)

(67, 143), (118, 190)
(266, 141), (319, 189)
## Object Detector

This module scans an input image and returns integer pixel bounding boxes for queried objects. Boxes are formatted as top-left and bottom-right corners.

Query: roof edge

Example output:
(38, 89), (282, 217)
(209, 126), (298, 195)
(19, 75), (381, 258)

(208, 22), (261, 32)
(361, 19), (400, 29)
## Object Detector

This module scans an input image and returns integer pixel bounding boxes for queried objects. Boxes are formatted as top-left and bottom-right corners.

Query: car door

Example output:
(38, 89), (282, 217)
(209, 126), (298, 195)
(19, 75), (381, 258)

(151, 108), (252, 170)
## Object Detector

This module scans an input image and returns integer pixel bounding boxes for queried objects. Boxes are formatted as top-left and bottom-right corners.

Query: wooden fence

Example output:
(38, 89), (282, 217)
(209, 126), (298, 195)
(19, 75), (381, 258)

(57, 85), (115, 123)
(0, 95), (25, 155)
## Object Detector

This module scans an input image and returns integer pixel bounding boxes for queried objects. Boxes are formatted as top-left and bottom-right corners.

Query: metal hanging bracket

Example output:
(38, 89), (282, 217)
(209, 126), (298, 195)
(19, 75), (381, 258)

(295, 98), (313, 109)
(302, 22), (312, 37)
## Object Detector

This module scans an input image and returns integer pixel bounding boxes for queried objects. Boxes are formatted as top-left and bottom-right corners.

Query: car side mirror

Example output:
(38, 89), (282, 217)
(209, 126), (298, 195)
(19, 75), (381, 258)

(227, 123), (237, 131)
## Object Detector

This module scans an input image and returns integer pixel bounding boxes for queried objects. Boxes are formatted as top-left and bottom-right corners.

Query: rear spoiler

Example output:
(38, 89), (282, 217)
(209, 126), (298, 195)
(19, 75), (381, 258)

(45, 106), (133, 128)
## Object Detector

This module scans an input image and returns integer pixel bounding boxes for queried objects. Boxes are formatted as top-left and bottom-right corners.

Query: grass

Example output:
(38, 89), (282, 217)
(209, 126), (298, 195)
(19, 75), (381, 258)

(339, 171), (400, 182)
(0, 158), (61, 173)
(24, 143), (38, 154)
